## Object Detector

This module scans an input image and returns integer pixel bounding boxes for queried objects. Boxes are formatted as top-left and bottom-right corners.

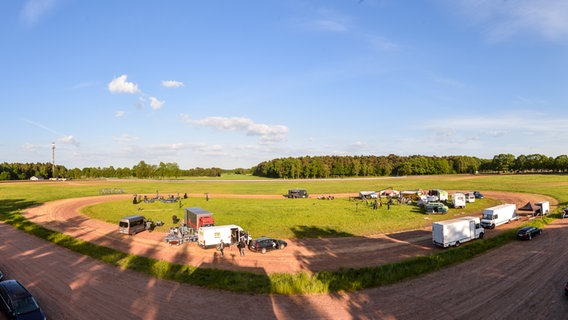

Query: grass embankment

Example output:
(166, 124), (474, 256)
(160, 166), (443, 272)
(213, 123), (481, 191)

(0, 175), (565, 294)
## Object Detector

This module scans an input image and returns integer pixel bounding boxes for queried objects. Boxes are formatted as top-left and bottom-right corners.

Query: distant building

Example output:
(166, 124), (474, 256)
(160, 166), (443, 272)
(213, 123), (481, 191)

(30, 176), (45, 181)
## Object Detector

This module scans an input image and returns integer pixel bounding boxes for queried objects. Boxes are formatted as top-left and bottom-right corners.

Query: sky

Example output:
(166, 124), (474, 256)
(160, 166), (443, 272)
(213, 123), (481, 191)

(2, 0), (568, 170)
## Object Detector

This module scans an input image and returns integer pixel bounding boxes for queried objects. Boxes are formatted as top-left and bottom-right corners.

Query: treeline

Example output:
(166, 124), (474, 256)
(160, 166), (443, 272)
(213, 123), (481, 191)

(0, 161), (250, 180)
(2, 153), (568, 181)
(252, 154), (568, 178)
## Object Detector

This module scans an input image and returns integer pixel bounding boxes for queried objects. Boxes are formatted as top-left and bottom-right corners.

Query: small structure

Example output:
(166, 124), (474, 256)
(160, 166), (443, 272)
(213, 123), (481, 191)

(288, 189), (308, 198)
(359, 191), (378, 199)
(30, 176), (44, 181)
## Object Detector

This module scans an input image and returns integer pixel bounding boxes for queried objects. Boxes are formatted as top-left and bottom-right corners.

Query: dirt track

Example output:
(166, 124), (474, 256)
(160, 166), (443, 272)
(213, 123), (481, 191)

(2, 191), (568, 319)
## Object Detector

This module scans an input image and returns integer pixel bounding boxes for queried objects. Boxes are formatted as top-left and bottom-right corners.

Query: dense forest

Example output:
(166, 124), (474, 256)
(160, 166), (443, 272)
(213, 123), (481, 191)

(1, 153), (567, 181)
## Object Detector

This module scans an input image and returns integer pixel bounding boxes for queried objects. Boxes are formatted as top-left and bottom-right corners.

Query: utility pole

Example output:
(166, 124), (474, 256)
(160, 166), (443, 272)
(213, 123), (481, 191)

(52, 142), (56, 178)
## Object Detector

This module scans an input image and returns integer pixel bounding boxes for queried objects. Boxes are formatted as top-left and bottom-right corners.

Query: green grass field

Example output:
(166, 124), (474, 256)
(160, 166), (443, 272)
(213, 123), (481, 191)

(1, 174), (566, 294)
(83, 195), (500, 239)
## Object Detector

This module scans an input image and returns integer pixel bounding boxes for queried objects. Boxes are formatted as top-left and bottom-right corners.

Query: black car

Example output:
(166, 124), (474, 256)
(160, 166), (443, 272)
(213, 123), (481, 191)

(516, 226), (542, 240)
(562, 208), (568, 219)
(565, 281), (568, 296)
(473, 191), (484, 199)
(248, 237), (287, 254)
(0, 280), (45, 320)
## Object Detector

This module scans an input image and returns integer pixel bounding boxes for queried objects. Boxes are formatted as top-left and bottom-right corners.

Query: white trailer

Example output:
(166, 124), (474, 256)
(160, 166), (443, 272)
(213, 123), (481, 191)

(535, 201), (550, 216)
(464, 192), (476, 203)
(432, 217), (485, 248)
(480, 204), (518, 229)
(452, 192), (466, 209)
(197, 224), (248, 248)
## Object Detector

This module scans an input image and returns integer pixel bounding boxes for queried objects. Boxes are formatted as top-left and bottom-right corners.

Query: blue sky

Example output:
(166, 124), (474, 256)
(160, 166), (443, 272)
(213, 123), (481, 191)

(2, 0), (568, 170)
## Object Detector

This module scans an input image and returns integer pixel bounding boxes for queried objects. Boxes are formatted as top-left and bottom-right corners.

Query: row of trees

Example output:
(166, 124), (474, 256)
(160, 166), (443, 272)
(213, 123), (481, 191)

(252, 154), (568, 179)
(2, 153), (568, 181)
(0, 161), (241, 180)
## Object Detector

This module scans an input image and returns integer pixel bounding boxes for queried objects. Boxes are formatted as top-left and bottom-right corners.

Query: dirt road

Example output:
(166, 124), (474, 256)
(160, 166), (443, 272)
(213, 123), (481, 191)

(1, 191), (566, 319)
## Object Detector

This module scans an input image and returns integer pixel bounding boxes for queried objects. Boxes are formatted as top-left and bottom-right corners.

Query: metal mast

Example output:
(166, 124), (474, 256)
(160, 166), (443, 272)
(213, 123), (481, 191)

(52, 142), (55, 178)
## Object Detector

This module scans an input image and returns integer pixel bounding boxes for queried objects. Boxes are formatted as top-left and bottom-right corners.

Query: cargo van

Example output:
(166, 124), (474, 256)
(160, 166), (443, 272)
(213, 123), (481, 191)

(198, 224), (249, 248)
(432, 217), (485, 248)
(480, 204), (518, 229)
(118, 215), (146, 235)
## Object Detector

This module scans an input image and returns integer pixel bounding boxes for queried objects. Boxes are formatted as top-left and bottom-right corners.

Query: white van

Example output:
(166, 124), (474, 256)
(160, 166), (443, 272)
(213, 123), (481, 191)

(118, 215), (146, 235)
(480, 204), (518, 229)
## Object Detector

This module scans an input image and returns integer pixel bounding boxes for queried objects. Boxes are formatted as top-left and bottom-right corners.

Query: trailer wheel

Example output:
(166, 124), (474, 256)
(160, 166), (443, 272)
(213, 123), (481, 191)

(261, 248), (267, 254)
(455, 241), (460, 247)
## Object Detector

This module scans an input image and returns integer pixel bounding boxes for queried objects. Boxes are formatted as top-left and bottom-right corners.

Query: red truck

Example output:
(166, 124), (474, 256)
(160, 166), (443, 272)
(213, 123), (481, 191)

(184, 207), (215, 230)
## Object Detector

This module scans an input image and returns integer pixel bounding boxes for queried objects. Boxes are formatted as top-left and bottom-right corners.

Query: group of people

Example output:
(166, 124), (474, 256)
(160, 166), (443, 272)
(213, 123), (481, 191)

(217, 234), (249, 257)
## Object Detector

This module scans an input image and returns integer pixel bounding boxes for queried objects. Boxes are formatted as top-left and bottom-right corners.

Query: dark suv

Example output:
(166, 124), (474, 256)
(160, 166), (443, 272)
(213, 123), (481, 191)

(248, 237), (287, 254)
(0, 280), (45, 320)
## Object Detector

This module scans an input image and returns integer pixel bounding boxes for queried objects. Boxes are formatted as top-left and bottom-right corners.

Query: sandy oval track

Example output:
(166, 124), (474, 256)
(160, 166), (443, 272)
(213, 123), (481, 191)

(21, 191), (557, 274)
(1, 191), (566, 319)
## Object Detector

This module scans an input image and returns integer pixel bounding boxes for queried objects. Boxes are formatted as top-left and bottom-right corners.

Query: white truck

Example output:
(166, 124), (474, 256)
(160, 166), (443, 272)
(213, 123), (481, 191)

(452, 192), (466, 209)
(197, 224), (249, 248)
(432, 216), (485, 248)
(480, 204), (518, 229)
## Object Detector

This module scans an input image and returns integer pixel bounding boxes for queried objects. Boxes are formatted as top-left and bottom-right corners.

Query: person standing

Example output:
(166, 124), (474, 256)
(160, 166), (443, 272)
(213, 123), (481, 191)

(218, 240), (224, 257)
(238, 239), (246, 256)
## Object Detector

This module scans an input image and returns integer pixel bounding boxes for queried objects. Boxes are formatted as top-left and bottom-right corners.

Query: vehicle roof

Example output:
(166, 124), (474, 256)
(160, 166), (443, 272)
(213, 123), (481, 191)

(0, 280), (31, 298)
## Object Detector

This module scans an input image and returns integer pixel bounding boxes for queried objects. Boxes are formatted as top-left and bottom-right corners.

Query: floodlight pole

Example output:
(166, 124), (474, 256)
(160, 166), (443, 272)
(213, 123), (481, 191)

(52, 142), (56, 178)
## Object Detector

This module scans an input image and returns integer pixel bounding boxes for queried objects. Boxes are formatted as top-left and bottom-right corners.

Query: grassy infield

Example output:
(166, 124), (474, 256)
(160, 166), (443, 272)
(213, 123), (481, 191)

(0, 174), (565, 295)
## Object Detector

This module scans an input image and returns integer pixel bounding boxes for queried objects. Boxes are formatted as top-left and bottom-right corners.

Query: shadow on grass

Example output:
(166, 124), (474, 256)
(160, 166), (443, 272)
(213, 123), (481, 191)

(290, 225), (353, 238)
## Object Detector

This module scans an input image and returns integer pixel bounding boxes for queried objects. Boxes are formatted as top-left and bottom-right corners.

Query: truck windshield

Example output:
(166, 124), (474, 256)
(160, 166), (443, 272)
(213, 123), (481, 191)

(482, 213), (493, 220)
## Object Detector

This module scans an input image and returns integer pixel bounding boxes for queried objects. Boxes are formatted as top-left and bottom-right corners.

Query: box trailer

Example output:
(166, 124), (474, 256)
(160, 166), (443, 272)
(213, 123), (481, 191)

(452, 192), (466, 209)
(432, 217), (485, 248)
(184, 207), (215, 230)
(535, 201), (550, 216)
(480, 204), (518, 229)
(197, 224), (248, 248)
(428, 189), (448, 202)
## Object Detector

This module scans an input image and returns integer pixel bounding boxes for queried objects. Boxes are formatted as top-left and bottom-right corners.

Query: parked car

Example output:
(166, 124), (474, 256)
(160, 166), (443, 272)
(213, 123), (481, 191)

(473, 191), (484, 199)
(516, 226), (542, 240)
(0, 270), (3, 281)
(424, 202), (449, 214)
(562, 208), (568, 219)
(565, 281), (568, 296)
(248, 237), (287, 254)
(0, 280), (45, 320)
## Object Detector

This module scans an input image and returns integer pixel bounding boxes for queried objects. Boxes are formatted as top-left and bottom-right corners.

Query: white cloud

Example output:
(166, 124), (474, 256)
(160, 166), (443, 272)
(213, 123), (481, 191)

(59, 135), (80, 147)
(181, 115), (289, 144)
(451, 0), (568, 41)
(20, 0), (58, 26)
(108, 75), (140, 94)
(162, 80), (184, 88)
(114, 134), (138, 144)
(115, 110), (125, 117)
(149, 97), (164, 110)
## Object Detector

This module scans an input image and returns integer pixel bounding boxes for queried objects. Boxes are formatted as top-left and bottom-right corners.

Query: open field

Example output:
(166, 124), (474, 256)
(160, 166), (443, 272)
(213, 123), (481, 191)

(1, 174), (568, 318)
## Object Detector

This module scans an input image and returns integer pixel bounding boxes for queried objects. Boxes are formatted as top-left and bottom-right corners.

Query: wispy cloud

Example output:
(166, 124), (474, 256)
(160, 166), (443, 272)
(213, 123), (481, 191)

(181, 115), (289, 144)
(162, 80), (184, 88)
(450, 0), (568, 41)
(149, 97), (164, 110)
(22, 118), (80, 146)
(114, 134), (138, 144)
(108, 75), (140, 94)
(115, 110), (126, 118)
(20, 0), (58, 26)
